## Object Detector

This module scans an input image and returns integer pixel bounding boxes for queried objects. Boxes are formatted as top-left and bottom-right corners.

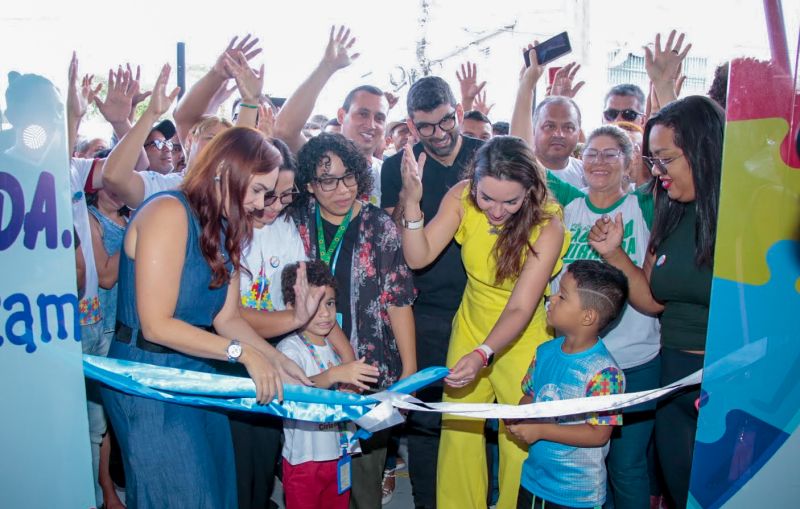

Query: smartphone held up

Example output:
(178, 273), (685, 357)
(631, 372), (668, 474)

(524, 31), (572, 67)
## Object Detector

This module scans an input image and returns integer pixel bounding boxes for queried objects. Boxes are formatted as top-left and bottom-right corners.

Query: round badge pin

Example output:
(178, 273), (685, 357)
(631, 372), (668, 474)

(269, 256), (280, 268)
(656, 254), (667, 267)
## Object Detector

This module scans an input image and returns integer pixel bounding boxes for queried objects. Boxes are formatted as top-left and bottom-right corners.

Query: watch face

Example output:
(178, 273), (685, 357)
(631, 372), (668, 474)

(227, 342), (242, 360)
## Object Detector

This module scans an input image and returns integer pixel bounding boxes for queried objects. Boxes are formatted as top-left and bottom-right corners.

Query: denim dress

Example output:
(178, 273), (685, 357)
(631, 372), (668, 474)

(101, 191), (237, 509)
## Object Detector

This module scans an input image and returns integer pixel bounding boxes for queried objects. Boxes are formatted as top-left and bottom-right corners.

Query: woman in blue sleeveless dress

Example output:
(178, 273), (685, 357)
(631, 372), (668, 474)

(100, 65), (310, 509)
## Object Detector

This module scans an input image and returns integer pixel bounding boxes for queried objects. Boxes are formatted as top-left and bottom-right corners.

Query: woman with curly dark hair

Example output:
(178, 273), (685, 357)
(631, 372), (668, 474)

(399, 135), (569, 508)
(291, 132), (417, 508)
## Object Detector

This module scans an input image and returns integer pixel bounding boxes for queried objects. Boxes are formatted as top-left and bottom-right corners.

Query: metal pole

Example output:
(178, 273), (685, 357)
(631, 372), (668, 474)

(177, 42), (186, 101)
(763, 0), (790, 73)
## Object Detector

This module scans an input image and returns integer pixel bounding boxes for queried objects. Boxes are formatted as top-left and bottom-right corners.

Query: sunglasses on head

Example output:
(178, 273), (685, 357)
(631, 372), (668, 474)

(603, 108), (643, 122)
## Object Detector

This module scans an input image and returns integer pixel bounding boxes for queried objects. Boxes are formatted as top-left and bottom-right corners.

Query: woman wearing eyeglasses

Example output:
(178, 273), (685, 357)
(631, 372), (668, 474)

(589, 95), (725, 508)
(547, 124), (661, 509)
(290, 132), (417, 508)
(400, 135), (568, 509)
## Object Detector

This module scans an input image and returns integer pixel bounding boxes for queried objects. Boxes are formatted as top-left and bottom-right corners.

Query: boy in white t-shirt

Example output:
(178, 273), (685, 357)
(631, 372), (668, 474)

(277, 260), (380, 509)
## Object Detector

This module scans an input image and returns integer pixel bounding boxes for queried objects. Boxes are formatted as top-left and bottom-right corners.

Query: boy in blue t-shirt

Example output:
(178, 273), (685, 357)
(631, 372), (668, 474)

(507, 260), (628, 509)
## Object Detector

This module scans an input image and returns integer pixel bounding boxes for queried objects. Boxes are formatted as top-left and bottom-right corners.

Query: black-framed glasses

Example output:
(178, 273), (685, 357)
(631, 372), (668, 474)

(582, 149), (624, 164)
(314, 173), (357, 192)
(144, 139), (174, 151)
(414, 112), (457, 137)
(603, 108), (643, 122)
(642, 154), (684, 175)
(264, 185), (301, 206)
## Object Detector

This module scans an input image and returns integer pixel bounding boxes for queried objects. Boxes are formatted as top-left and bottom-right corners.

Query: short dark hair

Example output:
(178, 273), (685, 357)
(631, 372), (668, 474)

(342, 85), (384, 112)
(567, 260), (628, 330)
(325, 118), (341, 128)
(464, 110), (491, 124)
(605, 84), (646, 111)
(492, 121), (509, 136)
(270, 137), (297, 173)
(707, 62), (729, 109)
(533, 96), (582, 127)
(281, 261), (337, 306)
(406, 76), (456, 118)
(292, 132), (374, 214)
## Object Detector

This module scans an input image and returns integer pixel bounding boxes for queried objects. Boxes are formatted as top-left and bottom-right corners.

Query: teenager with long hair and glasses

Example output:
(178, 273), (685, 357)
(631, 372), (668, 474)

(400, 135), (569, 509)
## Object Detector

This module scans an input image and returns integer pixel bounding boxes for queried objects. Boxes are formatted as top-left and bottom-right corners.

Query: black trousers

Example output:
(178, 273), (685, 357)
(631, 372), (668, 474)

(407, 308), (456, 509)
(654, 348), (704, 509)
(229, 411), (283, 509)
(517, 485), (596, 509)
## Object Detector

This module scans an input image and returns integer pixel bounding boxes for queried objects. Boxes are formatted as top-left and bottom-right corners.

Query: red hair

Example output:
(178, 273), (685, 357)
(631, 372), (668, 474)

(181, 127), (282, 288)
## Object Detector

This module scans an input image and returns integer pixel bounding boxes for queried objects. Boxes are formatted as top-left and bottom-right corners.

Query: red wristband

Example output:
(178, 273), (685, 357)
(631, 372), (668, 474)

(473, 348), (489, 367)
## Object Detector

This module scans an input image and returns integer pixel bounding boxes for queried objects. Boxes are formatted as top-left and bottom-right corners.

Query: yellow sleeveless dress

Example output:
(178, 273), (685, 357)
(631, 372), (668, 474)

(437, 185), (569, 509)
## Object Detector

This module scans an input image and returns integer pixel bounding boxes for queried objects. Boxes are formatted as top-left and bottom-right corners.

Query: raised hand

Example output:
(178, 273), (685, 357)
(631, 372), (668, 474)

(94, 66), (137, 125)
(213, 34), (262, 79)
(67, 52), (100, 121)
(144, 64), (181, 119)
(321, 25), (360, 72)
(588, 213), (624, 256)
(333, 358), (380, 391)
(400, 143), (426, 204)
(645, 30), (691, 95)
(225, 50), (265, 103)
(257, 103), (276, 138)
(473, 90), (495, 116)
(291, 262), (326, 329)
(520, 43), (546, 91)
(456, 61), (486, 109)
(548, 62), (585, 98)
(127, 64), (152, 118)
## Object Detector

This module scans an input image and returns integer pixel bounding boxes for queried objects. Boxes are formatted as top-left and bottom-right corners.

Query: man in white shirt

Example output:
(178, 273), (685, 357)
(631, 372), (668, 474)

(533, 96), (585, 188)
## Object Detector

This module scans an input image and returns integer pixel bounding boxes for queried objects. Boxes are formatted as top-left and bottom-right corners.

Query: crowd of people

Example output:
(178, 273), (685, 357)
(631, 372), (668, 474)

(2, 24), (727, 509)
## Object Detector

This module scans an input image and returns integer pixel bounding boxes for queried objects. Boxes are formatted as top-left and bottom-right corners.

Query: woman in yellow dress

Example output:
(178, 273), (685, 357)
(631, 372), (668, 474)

(400, 135), (569, 509)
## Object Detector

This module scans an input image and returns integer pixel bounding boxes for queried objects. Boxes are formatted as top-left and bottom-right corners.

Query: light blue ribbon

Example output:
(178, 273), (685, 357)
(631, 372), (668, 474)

(83, 355), (448, 427)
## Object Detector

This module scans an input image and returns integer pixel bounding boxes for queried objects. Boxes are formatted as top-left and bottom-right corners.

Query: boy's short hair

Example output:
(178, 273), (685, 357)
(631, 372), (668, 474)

(567, 260), (628, 330)
(281, 260), (337, 306)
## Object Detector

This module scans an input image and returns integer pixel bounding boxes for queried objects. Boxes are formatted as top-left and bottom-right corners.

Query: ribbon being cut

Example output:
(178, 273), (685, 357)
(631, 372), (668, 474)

(84, 354), (703, 433)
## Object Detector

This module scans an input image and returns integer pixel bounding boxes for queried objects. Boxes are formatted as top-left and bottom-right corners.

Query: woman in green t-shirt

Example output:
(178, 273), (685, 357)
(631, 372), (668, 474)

(589, 95), (725, 508)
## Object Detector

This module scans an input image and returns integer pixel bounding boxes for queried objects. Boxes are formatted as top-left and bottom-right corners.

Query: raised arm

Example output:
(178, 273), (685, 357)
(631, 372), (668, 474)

(446, 216), (565, 387)
(173, 34), (262, 143)
(588, 212), (664, 315)
(510, 45), (545, 147)
(399, 145), (463, 268)
(547, 62), (585, 98)
(456, 61), (486, 113)
(273, 26), (359, 154)
(66, 52), (100, 157)
(88, 213), (121, 290)
(102, 64), (180, 208)
(645, 30), (691, 112)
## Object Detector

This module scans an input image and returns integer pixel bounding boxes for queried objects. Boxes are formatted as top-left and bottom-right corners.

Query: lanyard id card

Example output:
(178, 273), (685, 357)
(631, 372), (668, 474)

(337, 446), (352, 493)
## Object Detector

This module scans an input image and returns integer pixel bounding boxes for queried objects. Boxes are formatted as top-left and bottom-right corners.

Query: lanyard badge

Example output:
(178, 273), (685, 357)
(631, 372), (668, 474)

(337, 444), (352, 493)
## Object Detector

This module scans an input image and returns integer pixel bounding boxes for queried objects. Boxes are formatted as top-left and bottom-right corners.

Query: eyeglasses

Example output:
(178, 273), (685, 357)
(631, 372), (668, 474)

(264, 185), (300, 206)
(582, 149), (624, 163)
(642, 154), (684, 175)
(144, 139), (174, 151)
(414, 112), (457, 137)
(313, 173), (357, 192)
(603, 108), (643, 122)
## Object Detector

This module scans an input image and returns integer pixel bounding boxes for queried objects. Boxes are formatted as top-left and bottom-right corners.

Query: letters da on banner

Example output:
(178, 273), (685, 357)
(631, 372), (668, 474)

(1, 168), (81, 353)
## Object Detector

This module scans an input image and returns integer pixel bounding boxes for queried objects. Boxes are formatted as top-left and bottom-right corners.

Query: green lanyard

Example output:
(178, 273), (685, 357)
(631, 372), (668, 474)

(316, 203), (353, 267)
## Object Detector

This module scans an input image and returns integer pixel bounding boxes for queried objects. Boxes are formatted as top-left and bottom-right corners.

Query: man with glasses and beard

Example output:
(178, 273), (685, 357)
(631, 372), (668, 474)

(603, 84), (646, 127)
(381, 75), (483, 509)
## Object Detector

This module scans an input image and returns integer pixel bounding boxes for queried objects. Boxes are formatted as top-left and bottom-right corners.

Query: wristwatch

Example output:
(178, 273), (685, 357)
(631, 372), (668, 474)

(474, 344), (495, 367)
(401, 213), (425, 230)
(226, 339), (243, 363)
